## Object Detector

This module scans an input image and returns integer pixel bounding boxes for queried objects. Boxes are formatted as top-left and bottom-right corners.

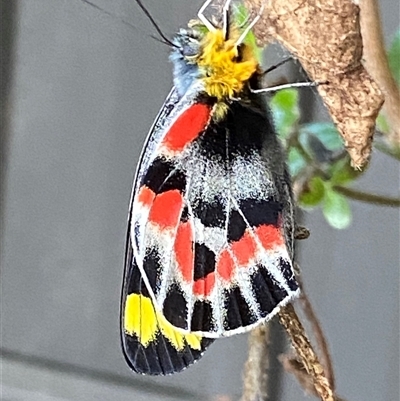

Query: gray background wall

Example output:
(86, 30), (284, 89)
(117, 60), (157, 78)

(1, 1), (398, 400)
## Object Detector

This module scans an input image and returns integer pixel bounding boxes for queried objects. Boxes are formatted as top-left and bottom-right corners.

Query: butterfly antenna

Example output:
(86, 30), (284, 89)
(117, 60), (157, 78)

(134, 0), (178, 48)
(80, 0), (176, 47)
(80, 0), (140, 34)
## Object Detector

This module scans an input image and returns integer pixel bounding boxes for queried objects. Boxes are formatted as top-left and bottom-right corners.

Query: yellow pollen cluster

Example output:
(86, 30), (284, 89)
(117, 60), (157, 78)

(197, 29), (259, 101)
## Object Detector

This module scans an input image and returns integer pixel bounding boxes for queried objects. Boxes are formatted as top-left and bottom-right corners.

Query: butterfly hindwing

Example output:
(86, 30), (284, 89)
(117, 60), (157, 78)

(124, 93), (299, 343)
(121, 228), (213, 375)
(161, 97), (299, 337)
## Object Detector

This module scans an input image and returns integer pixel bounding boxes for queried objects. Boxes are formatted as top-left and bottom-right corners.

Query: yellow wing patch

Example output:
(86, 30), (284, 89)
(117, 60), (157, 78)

(124, 293), (202, 351)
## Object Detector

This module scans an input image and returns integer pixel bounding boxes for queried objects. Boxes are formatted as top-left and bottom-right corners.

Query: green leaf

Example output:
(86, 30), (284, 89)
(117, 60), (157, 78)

(287, 147), (306, 176)
(376, 113), (390, 134)
(234, 4), (262, 60)
(300, 122), (343, 152)
(270, 89), (300, 138)
(388, 29), (400, 85)
(329, 157), (363, 185)
(299, 176), (326, 207)
(304, 134), (335, 163)
(234, 3), (249, 26)
(322, 188), (352, 229)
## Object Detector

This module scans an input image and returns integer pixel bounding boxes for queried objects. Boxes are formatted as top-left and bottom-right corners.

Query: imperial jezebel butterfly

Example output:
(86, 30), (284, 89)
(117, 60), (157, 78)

(121, 0), (299, 375)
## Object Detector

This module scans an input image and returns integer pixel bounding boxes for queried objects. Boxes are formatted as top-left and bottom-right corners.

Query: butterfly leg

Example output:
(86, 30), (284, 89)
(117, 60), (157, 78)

(198, 0), (216, 32)
(251, 81), (325, 94)
(236, 0), (266, 45)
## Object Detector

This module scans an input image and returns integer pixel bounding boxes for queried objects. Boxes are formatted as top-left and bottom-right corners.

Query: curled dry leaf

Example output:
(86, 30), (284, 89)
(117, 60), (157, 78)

(245, 0), (384, 168)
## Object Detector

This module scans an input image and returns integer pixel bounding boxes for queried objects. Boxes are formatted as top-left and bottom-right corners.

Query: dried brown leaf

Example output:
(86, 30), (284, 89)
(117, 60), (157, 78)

(246, 0), (384, 168)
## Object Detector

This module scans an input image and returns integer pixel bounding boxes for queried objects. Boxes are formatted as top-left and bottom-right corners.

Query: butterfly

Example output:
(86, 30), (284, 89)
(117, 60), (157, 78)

(120, 0), (299, 375)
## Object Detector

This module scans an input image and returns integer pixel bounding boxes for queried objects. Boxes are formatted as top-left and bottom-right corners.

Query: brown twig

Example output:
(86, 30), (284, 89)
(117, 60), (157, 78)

(297, 278), (335, 390)
(241, 325), (271, 401)
(279, 354), (320, 396)
(278, 304), (335, 401)
(359, 0), (400, 146)
(278, 354), (348, 401)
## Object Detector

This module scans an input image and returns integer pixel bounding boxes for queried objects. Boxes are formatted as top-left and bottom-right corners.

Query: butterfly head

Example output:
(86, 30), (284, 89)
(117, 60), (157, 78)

(170, 19), (260, 102)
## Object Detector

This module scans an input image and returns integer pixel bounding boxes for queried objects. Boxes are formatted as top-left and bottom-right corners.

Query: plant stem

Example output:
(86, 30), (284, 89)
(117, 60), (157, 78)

(241, 325), (270, 401)
(360, 0), (400, 145)
(333, 186), (400, 207)
(299, 283), (335, 390)
(374, 141), (400, 161)
(279, 304), (335, 401)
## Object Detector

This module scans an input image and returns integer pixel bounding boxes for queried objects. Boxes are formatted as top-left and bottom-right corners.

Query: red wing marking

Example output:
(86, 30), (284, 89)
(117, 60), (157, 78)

(137, 186), (156, 208)
(256, 225), (284, 249)
(148, 190), (184, 229)
(193, 272), (215, 297)
(174, 221), (194, 282)
(230, 229), (257, 266)
(161, 104), (211, 152)
(216, 249), (235, 281)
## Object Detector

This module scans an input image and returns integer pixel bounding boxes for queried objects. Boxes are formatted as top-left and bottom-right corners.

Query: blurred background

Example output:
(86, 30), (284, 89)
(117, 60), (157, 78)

(0, 0), (398, 400)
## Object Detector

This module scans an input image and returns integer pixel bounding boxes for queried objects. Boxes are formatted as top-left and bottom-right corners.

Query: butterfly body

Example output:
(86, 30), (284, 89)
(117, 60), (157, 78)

(121, 11), (299, 375)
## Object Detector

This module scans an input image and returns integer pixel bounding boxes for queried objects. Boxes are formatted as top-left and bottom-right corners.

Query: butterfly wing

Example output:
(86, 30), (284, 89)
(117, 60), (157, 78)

(126, 87), (299, 340)
(121, 86), (214, 375)
(159, 96), (299, 337)
(121, 210), (213, 375)
(183, 99), (299, 336)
